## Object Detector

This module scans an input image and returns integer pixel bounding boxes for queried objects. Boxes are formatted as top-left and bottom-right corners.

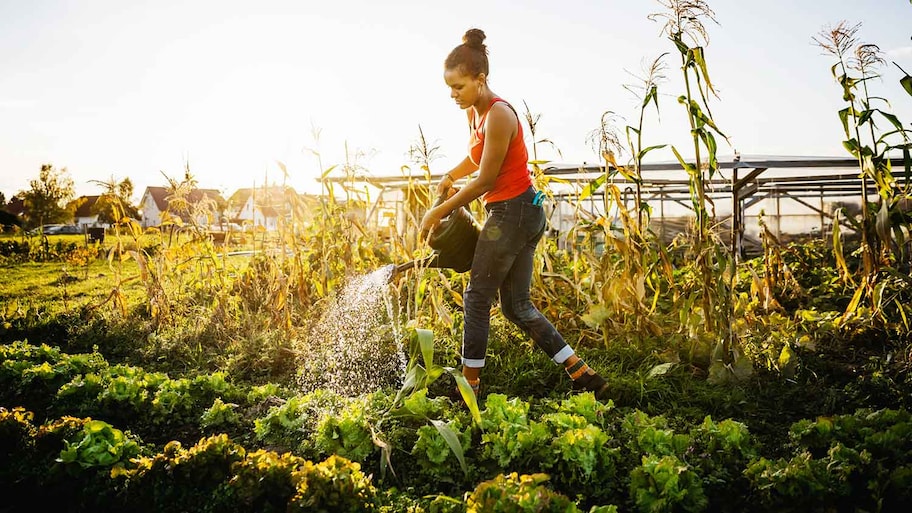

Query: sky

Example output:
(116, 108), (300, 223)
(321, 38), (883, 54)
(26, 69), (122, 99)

(1, 0), (910, 203)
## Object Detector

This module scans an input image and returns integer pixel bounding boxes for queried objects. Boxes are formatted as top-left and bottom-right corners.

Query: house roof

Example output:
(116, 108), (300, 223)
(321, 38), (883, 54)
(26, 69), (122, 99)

(259, 205), (279, 217)
(73, 195), (100, 217)
(143, 186), (225, 211)
(227, 185), (298, 209)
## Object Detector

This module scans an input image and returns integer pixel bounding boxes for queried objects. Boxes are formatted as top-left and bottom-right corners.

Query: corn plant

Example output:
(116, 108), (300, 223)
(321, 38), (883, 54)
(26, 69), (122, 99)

(623, 54), (669, 232)
(84, 176), (149, 319)
(814, 21), (912, 320)
(649, 0), (739, 371)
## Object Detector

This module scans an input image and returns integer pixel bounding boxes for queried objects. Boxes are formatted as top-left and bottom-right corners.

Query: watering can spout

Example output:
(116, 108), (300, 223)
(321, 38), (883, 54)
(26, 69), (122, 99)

(388, 256), (437, 282)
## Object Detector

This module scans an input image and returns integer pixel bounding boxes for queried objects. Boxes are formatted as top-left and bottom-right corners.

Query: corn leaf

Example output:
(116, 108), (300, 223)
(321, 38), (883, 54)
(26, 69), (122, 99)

(689, 47), (716, 96)
(416, 328), (435, 370)
(430, 419), (468, 474)
(578, 174), (607, 202)
(901, 74), (912, 97)
(841, 283), (865, 324)
(832, 209), (853, 285)
(873, 110), (902, 132)
(875, 199), (892, 246)
(671, 146), (697, 176)
(895, 298), (910, 331)
(637, 144), (668, 161)
(449, 368), (482, 426)
(320, 165), (337, 179)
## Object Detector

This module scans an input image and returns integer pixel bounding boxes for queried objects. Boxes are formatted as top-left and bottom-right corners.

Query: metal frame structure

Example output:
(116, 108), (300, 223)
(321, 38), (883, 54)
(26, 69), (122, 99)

(322, 156), (910, 259)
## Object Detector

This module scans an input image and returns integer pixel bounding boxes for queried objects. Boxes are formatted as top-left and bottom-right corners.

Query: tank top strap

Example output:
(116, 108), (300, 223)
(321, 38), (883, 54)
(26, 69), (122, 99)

(472, 97), (520, 131)
(491, 97), (519, 120)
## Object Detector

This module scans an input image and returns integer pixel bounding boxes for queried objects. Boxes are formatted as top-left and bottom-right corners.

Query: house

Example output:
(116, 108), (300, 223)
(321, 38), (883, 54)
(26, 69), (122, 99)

(227, 186), (303, 231)
(72, 195), (103, 227)
(140, 186), (226, 228)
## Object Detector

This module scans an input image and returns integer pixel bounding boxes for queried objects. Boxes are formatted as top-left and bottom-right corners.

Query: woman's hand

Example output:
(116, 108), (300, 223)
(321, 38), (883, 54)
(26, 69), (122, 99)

(436, 174), (454, 197)
(419, 205), (445, 240)
(421, 186), (458, 239)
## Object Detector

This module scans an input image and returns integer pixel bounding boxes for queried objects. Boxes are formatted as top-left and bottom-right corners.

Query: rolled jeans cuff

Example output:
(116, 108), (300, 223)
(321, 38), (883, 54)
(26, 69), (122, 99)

(551, 345), (575, 364)
(462, 357), (486, 368)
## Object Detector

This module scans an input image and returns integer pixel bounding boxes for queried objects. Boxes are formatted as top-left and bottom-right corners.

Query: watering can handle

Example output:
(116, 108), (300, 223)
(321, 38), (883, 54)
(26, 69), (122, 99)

(433, 185), (458, 208)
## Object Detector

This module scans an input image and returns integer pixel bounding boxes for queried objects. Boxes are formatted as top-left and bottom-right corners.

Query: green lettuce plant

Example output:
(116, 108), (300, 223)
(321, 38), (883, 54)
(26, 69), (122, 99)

(57, 419), (140, 469)
(630, 454), (707, 513)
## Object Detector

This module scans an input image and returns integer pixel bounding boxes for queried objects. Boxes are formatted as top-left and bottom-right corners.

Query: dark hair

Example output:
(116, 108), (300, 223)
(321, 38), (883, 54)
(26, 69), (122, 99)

(445, 28), (489, 77)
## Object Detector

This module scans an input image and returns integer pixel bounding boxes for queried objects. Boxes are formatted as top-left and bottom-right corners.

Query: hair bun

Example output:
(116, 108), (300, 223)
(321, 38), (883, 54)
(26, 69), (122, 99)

(462, 28), (486, 49)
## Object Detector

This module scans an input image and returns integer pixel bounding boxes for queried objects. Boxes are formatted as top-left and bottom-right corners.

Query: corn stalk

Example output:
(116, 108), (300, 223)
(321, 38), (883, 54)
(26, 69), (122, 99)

(814, 21), (912, 320)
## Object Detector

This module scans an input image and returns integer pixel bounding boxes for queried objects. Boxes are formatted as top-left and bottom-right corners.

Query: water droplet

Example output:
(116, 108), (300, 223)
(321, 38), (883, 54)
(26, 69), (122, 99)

(295, 266), (405, 396)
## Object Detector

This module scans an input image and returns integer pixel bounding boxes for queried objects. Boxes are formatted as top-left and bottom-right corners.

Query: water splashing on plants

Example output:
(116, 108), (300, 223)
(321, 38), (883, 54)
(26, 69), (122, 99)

(295, 265), (406, 396)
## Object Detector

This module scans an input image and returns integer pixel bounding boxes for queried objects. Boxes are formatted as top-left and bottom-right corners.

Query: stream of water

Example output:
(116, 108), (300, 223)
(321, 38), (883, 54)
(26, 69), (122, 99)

(294, 264), (406, 396)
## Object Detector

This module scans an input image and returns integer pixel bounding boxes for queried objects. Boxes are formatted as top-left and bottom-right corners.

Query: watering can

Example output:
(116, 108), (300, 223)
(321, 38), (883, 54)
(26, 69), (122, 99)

(391, 195), (481, 277)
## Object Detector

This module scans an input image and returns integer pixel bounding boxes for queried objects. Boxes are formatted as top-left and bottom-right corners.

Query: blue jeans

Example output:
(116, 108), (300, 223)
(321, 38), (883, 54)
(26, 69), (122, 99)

(462, 187), (574, 368)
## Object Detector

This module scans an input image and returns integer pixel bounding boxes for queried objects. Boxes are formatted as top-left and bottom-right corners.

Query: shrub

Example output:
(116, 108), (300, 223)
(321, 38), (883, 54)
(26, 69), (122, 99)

(0, 407), (37, 478)
(411, 416), (473, 485)
(465, 472), (581, 513)
(223, 449), (308, 511)
(288, 455), (378, 512)
(313, 395), (379, 463)
(253, 389), (344, 454)
(746, 409), (912, 511)
(629, 454), (707, 513)
(57, 419), (141, 469)
(115, 434), (247, 513)
(200, 397), (241, 431)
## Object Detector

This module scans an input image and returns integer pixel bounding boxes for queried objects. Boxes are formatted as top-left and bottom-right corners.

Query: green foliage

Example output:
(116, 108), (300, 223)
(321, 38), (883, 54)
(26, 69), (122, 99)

(746, 408), (912, 511)
(0, 407), (36, 472)
(553, 391), (614, 427)
(222, 449), (307, 511)
(0, 238), (92, 263)
(745, 451), (852, 511)
(481, 393), (531, 430)
(401, 387), (448, 418)
(57, 419), (140, 469)
(551, 424), (613, 482)
(629, 454), (707, 513)
(313, 395), (380, 463)
(246, 382), (285, 403)
(395, 327), (482, 425)
(21, 164), (76, 228)
(480, 394), (549, 469)
(115, 434), (248, 512)
(412, 417), (473, 483)
(466, 472), (580, 513)
(788, 408), (912, 459)
(253, 389), (343, 454)
(622, 411), (690, 457)
(200, 397), (241, 431)
(1, 407), (381, 513)
(289, 455), (378, 512)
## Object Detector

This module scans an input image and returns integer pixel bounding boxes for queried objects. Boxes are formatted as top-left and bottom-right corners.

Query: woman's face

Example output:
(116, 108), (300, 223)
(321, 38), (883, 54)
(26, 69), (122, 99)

(444, 67), (484, 109)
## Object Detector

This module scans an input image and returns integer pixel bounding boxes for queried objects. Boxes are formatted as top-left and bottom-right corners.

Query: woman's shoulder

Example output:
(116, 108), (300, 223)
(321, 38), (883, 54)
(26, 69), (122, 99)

(487, 100), (518, 125)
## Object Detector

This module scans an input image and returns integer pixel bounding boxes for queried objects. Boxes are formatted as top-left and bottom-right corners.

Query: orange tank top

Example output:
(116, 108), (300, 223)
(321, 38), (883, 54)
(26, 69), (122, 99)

(468, 98), (532, 203)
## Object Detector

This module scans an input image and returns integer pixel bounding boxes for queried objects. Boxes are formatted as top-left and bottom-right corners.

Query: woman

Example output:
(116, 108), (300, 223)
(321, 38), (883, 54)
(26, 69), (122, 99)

(419, 28), (609, 399)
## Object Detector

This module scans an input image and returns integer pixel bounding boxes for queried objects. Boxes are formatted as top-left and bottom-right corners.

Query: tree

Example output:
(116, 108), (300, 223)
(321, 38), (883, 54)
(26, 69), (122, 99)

(0, 191), (6, 208)
(90, 176), (140, 224)
(21, 164), (76, 228)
